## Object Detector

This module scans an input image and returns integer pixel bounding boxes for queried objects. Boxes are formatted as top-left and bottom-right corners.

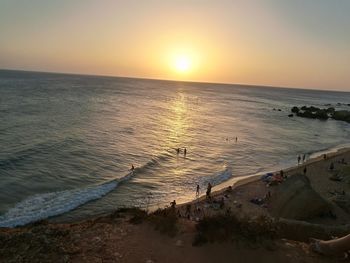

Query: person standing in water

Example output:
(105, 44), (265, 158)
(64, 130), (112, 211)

(176, 148), (180, 155)
(302, 154), (306, 163)
(131, 164), (135, 171)
(297, 155), (301, 165)
(184, 148), (187, 157)
(235, 137), (238, 142)
(196, 184), (200, 196)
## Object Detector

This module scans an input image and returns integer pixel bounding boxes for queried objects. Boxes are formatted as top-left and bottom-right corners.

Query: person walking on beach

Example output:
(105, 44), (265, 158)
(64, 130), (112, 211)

(297, 155), (301, 165)
(196, 184), (200, 196)
(131, 164), (135, 171)
(235, 137), (238, 142)
(206, 183), (212, 199)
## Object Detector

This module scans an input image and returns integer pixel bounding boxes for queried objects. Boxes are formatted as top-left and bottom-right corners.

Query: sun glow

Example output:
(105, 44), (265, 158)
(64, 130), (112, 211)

(166, 46), (203, 79)
(173, 55), (191, 73)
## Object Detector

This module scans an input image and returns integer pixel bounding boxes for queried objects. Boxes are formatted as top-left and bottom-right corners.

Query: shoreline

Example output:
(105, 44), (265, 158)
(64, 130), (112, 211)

(1, 145), (350, 262)
(176, 144), (350, 210)
(1, 144), (349, 228)
(47, 143), (350, 225)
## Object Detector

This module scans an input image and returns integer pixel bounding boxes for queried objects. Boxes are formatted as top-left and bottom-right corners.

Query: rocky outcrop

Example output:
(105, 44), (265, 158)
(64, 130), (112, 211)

(291, 107), (299, 113)
(276, 218), (350, 241)
(269, 174), (332, 220)
(333, 110), (350, 122)
(290, 106), (350, 123)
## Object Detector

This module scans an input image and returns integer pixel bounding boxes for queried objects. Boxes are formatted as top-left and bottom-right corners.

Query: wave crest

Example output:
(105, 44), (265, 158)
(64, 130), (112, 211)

(0, 172), (134, 228)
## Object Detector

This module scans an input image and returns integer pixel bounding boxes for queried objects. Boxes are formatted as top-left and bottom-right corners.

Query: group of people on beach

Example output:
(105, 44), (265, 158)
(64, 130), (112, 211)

(194, 182), (212, 199)
(167, 147), (350, 259)
(296, 154), (308, 175)
(297, 154), (307, 164)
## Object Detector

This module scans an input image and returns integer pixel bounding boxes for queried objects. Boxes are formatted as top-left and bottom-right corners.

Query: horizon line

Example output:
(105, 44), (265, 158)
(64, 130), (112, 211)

(0, 67), (348, 93)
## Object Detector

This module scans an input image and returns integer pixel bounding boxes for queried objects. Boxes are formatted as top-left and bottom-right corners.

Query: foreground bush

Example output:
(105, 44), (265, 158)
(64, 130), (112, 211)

(193, 214), (278, 246)
(148, 208), (178, 237)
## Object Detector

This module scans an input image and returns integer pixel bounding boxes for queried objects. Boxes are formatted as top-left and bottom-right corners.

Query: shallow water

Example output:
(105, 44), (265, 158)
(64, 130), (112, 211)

(0, 70), (349, 226)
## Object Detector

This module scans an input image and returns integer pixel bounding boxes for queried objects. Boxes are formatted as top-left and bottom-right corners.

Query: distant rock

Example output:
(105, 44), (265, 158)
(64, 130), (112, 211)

(326, 107), (335, 114)
(332, 110), (350, 123)
(291, 105), (350, 123)
(291, 107), (299, 113)
(296, 111), (316, 119)
(288, 114), (293, 117)
(314, 109), (328, 120)
(300, 106), (320, 112)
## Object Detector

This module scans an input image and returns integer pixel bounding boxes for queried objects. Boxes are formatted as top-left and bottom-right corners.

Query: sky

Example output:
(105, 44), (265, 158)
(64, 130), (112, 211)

(0, 0), (349, 91)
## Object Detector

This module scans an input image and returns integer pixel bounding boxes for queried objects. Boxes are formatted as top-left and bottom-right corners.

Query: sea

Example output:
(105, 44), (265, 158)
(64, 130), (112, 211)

(0, 69), (349, 227)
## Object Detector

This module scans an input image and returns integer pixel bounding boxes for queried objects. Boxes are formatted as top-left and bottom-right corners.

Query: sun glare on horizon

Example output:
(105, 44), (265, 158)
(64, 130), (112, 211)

(173, 55), (191, 73)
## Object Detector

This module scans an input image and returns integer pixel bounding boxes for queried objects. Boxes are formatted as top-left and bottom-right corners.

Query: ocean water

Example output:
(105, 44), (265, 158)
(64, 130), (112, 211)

(0, 69), (349, 227)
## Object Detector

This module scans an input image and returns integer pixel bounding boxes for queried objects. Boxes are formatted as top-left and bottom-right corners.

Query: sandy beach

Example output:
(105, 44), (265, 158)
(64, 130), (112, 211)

(1, 147), (350, 262)
(175, 147), (350, 224)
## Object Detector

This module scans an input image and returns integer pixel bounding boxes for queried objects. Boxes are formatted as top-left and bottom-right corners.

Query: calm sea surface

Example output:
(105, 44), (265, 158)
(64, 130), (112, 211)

(0, 70), (349, 227)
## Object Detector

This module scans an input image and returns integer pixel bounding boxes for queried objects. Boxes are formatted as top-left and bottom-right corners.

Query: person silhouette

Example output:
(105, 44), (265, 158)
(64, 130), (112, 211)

(206, 183), (212, 199)
(170, 200), (176, 209)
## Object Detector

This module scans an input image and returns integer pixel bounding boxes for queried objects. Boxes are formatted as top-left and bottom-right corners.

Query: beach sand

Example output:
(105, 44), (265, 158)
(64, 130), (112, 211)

(1, 148), (350, 262)
(177, 147), (350, 224)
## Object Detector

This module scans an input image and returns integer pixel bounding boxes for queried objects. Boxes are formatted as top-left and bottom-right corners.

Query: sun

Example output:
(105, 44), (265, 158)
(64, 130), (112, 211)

(174, 55), (191, 73)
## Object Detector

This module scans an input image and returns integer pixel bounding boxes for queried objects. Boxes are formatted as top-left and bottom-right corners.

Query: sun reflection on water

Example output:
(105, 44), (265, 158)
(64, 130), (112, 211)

(167, 92), (190, 146)
(155, 90), (194, 181)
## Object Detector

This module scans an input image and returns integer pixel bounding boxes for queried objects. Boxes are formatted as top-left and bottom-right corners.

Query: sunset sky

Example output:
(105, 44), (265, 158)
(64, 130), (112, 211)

(0, 0), (349, 91)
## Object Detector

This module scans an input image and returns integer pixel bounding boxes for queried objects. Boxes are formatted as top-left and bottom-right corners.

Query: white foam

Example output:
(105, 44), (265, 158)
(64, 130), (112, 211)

(0, 172), (133, 228)
(201, 167), (232, 186)
(211, 168), (232, 185)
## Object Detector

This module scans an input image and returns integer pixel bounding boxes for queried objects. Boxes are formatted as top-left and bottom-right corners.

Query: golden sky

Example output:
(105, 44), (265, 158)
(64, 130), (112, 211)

(0, 0), (349, 91)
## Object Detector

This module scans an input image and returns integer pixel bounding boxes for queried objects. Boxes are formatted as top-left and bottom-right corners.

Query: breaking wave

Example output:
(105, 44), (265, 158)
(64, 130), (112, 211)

(0, 172), (134, 228)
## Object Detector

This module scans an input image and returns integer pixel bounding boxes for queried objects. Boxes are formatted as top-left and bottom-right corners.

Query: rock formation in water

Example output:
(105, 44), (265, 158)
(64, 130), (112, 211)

(290, 106), (350, 123)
